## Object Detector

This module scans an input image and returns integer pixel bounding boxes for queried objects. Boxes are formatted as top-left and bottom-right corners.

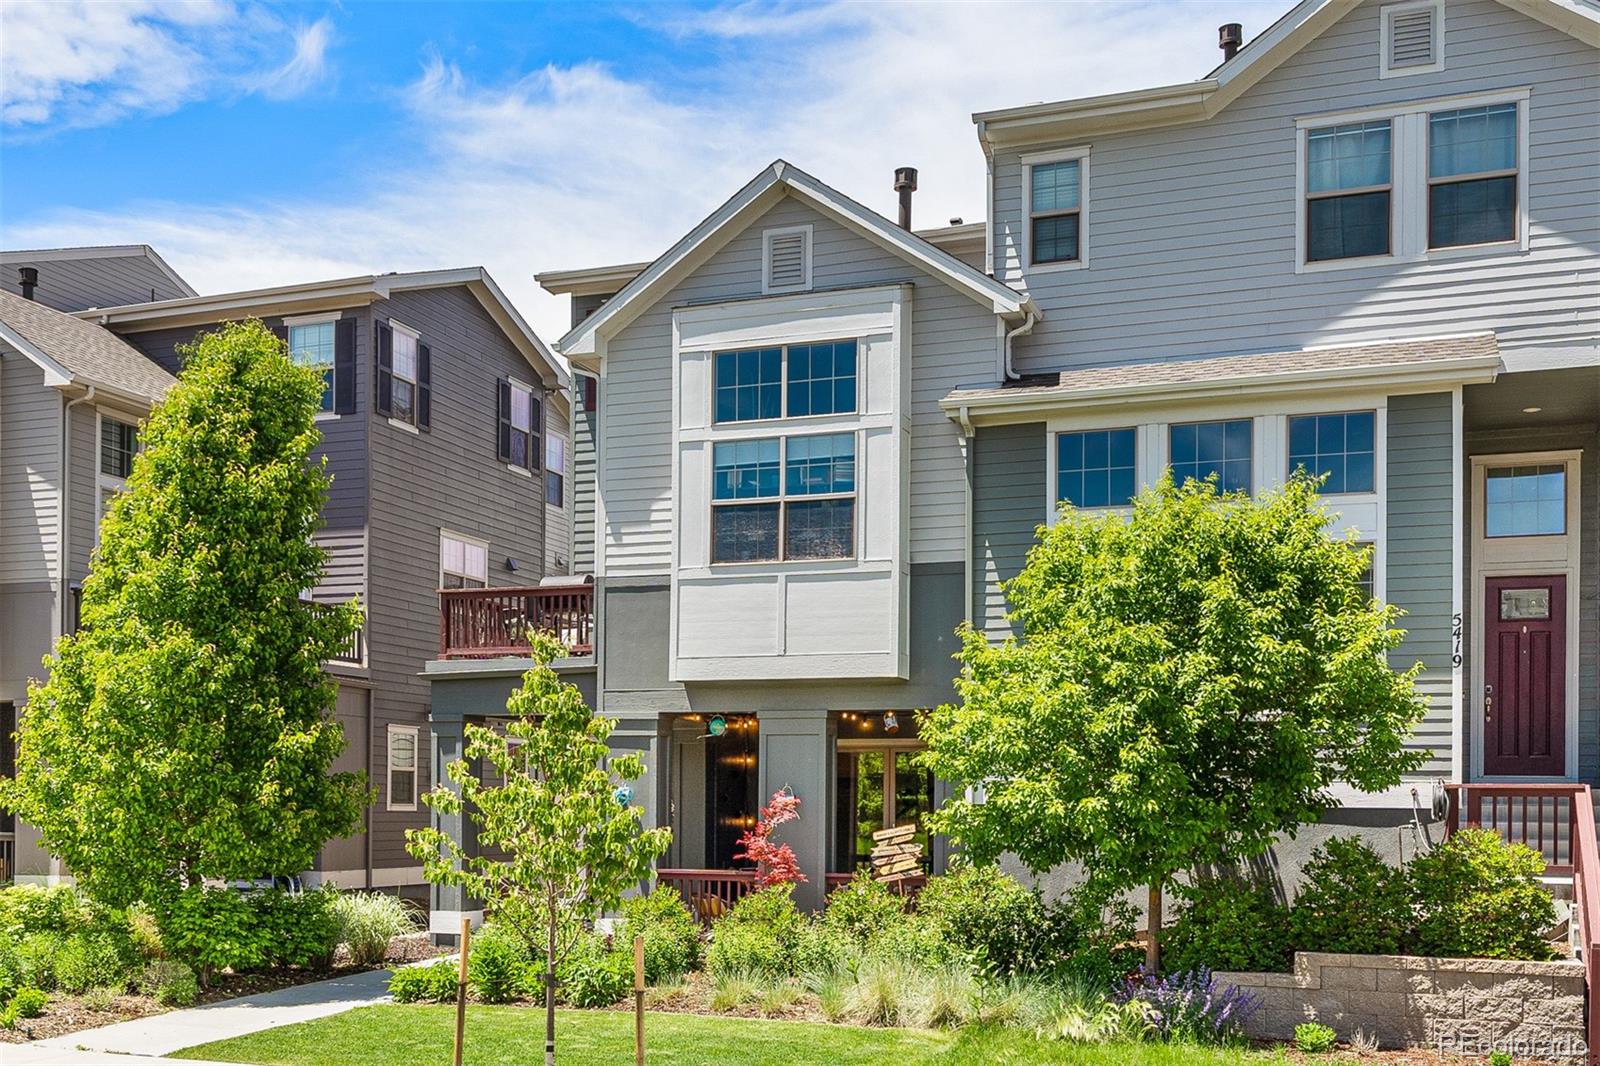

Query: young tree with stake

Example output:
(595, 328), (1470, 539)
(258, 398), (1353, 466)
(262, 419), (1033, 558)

(921, 475), (1426, 969)
(408, 632), (671, 1066)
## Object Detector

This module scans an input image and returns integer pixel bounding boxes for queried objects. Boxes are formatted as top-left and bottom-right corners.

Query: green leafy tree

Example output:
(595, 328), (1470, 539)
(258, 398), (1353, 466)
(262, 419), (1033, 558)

(408, 632), (670, 1066)
(0, 321), (367, 913)
(921, 475), (1426, 969)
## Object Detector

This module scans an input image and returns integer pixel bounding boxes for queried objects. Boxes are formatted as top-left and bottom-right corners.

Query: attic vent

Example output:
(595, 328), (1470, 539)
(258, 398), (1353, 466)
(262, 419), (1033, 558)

(1382, 2), (1442, 77)
(762, 225), (812, 294)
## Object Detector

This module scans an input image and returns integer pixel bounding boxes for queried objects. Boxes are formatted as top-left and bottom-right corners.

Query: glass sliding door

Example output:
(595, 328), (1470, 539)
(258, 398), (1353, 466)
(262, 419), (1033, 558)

(833, 741), (933, 873)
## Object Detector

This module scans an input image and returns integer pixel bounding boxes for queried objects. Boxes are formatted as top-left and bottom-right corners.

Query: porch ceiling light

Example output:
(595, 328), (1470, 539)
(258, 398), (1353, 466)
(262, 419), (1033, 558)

(1522, 406), (1542, 413)
(883, 711), (900, 734)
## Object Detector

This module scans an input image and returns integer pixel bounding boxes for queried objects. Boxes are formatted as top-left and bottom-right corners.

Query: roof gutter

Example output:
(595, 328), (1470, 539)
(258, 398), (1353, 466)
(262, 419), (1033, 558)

(1002, 306), (1040, 381)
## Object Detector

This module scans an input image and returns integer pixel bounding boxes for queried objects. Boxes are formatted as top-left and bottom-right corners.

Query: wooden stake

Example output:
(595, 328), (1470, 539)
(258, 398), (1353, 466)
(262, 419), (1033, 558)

(633, 935), (646, 1066)
(454, 917), (472, 1066)
(1146, 882), (1162, 972)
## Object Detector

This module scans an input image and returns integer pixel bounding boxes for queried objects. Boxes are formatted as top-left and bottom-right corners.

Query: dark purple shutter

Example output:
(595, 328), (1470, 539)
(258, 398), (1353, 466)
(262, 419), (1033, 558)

(416, 343), (431, 430)
(497, 378), (512, 462)
(375, 324), (393, 417)
(334, 318), (356, 415)
(270, 323), (288, 347)
(530, 394), (543, 471)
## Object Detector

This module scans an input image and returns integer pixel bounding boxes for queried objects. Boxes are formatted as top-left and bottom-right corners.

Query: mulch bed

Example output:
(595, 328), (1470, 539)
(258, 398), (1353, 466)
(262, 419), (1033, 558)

(1, 932), (447, 1045)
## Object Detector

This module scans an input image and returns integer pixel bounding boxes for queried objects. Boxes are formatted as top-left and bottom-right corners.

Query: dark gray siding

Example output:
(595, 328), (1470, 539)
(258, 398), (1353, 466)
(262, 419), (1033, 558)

(3, 254), (190, 313)
(363, 285), (551, 869)
(572, 374), (597, 575)
(971, 423), (1045, 639)
(1386, 392), (1454, 776)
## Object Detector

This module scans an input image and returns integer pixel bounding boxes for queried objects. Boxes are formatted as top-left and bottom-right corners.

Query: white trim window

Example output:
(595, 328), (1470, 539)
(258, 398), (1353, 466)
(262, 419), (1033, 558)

(286, 314), (338, 413)
(509, 380), (539, 470)
(386, 725), (419, 812)
(761, 225), (813, 295)
(1380, 0), (1444, 78)
(1055, 427), (1136, 509)
(1483, 463), (1566, 538)
(1024, 147), (1088, 269)
(713, 339), (858, 424)
(545, 435), (565, 507)
(710, 432), (856, 563)
(96, 412), (138, 541)
(1427, 103), (1518, 250)
(390, 323), (420, 425)
(1287, 410), (1377, 494)
(440, 530), (489, 589)
(1305, 120), (1393, 262)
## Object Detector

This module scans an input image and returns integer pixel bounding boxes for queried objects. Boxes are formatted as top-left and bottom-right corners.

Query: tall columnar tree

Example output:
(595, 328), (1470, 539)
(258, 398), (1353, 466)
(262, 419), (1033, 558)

(1, 320), (367, 907)
(921, 475), (1427, 969)
(408, 632), (671, 1066)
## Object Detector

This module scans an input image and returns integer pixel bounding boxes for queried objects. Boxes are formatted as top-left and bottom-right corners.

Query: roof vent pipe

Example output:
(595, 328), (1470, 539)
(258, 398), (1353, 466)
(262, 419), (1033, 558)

(18, 267), (38, 300)
(893, 167), (918, 230)
(1219, 23), (1243, 61)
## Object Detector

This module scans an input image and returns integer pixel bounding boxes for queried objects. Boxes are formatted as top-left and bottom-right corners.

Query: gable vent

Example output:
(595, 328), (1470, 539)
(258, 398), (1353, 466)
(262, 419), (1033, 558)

(762, 226), (812, 294)
(1383, 3), (1441, 75)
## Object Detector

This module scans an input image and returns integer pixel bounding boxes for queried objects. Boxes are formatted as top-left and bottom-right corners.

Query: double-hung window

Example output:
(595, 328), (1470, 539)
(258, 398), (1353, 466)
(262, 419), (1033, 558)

(1170, 419), (1252, 494)
(289, 320), (336, 412)
(1028, 158), (1082, 266)
(97, 415), (138, 535)
(387, 725), (418, 811)
(545, 436), (565, 506)
(1288, 411), (1376, 494)
(1056, 428), (1136, 508)
(440, 531), (488, 589)
(1305, 120), (1392, 261)
(390, 327), (419, 425)
(511, 382), (537, 469)
(711, 434), (855, 563)
(1428, 103), (1518, 248)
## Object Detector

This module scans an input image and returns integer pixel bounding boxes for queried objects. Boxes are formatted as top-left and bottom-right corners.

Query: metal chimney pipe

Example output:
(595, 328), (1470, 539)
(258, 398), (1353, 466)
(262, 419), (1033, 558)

(1219, 23), (1243, 61)
(893, 167), (918, 230)
(18, 267), (38, 301)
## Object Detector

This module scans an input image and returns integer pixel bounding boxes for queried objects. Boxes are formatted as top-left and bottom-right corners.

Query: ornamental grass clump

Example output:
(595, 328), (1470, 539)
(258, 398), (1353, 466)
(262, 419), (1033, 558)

(332, 892), (417, 967)
(1116, 966), (1260, 1044)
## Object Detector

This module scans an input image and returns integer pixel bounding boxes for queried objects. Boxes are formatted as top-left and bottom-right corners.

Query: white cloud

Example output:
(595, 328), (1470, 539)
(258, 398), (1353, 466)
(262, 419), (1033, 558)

(0, 0), (332, 130)
(4, 0), (1290, 344)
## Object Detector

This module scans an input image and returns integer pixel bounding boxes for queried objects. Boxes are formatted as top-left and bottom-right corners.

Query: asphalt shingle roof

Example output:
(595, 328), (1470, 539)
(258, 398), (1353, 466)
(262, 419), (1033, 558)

(0, 289), (174, 402)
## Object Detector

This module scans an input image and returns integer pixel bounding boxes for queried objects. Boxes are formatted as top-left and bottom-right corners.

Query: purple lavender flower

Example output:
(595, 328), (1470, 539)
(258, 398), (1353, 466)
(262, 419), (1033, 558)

(1115, 965), (1261, 1043)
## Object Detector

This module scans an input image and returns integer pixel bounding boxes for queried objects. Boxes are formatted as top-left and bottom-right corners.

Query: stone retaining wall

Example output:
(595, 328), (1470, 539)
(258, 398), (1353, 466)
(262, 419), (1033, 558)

(1216, 951), (1587, 1060)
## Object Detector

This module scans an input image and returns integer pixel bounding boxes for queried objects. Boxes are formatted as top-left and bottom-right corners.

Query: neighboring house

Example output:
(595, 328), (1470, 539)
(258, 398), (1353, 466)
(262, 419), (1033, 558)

(1, 246), (196, 312)
(0, 286), (177, 886)
(0, 257), (573, 903)
(426, 0), (1597, 919)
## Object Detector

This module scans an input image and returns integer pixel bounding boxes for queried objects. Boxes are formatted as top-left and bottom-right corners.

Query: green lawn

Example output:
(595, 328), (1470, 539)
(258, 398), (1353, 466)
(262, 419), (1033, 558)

(171, 1005), (1288, 1066)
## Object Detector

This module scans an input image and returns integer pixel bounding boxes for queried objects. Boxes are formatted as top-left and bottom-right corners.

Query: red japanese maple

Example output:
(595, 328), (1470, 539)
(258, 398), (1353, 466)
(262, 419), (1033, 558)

(735, 789), (807, 888)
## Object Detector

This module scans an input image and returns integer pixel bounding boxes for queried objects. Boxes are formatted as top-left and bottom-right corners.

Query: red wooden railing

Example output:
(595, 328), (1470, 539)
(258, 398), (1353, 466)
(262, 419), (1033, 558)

(438, 583), (593, 658)
(656, 868), (758, 924)
(1446, 783), (1600, 1064)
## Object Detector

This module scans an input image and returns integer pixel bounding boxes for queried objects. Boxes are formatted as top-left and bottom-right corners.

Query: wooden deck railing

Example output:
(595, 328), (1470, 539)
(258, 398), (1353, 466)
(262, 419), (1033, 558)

(1446, 783), (1600, 1064)
(656, 868), (758, 924)
(438, 583), (593, 658)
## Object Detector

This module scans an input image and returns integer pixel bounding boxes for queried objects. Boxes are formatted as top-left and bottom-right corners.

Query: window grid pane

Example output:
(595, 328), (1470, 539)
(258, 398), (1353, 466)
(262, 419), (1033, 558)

(1485, 464), (1566, 537)
(392, 332), (417, 383)
(784, 499), (854, 560)
(1307, 191), (1390, 261)
(714, 347), (782, 423)
(1056, 428), (1136, 508)
(786, 433), (855, 496)
(100, 420), (137, 479)
(713, 438), (781, 500)
(712, 503), (780, 562)
(1032, 214), (1080, 265)
(1288, 411), (1376, 494)
(786, 340), (858, 417)
(1031, 160), (1081, 214)
(1169, 419), (1252, 494)
(1429, 104), (1517, 178)
(1307, 121), (1392, 193)
(289, 322), (336, 369)
(1429, 176), (1515, 248)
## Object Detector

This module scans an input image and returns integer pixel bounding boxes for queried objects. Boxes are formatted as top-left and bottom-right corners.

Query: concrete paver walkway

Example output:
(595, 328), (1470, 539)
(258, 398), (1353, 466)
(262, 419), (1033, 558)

(15, 965), (407, 1064)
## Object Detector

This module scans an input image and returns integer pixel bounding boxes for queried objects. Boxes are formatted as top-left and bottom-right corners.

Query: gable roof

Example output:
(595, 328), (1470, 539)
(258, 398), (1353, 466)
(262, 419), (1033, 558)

(78, 266), (567, 391)
(556, 160), (1033, 358)
(1, 245), (198, 312)
(0, 289), (175, 404)
(974, 0), (1600, 148)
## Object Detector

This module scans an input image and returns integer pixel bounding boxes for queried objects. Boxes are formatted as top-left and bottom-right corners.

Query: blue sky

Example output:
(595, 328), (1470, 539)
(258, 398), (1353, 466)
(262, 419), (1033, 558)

(1, 0), (1290, 340)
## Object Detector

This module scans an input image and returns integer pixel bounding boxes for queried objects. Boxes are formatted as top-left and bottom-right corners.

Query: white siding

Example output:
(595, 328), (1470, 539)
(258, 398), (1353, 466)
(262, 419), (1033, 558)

(991, 0), (1599, 373)
(0, 351), (61, 583)
(599, 195), (999, 575)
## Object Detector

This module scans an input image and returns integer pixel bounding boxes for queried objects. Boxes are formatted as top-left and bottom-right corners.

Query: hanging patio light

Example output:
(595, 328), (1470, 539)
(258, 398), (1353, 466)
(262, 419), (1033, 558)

(883, 711), (900, 734)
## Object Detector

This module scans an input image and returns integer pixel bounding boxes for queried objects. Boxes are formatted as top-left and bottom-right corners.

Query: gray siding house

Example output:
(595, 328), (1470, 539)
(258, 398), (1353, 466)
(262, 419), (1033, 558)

(426, 0), (1597, 921)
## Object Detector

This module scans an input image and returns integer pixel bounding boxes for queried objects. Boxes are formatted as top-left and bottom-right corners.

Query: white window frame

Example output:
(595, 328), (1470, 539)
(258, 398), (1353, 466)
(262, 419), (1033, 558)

(388, 318), (421, 431)
(386, 724), (420, 812)
(507, 376), (539, 477)
(95, 410), (139, 547)
(761, 224), (813, 295)
(1379, 0), (1445, 79)
(712, 339), (861, 425)
(284, 311), (341, 420)
(1294, 87), (1530, 273)
(1021, 145), (1090, 274)
(545, 435), (565, 506)
(439, 529), (490, 590)
(708, 432), (859, 566)
(1285, 409), (1381, 498)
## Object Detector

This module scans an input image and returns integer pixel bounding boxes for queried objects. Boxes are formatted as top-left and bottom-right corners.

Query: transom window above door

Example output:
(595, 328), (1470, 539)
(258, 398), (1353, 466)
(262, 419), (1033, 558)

(1485, 464), (1566, 537)
(713, 340), (858, 424)
(1170, 419), (1252, 494)
(1288, 411), (1376, 494)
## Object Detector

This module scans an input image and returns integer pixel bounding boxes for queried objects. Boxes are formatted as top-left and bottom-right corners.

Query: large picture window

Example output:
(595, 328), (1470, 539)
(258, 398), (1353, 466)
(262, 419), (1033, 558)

(1305, 120), (1392, 261)
(711, 433), (855, 563)
(1288, 411), (1376, 494)
(714, 340), (857, 424)
(1170, 419), (1252, 494)
(1429, 103), (1517, 248)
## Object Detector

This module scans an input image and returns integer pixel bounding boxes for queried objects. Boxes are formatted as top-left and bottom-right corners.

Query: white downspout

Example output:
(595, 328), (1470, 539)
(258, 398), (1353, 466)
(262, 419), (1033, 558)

(59, 386), (94, 634)
(1003, 308), (1039, 381)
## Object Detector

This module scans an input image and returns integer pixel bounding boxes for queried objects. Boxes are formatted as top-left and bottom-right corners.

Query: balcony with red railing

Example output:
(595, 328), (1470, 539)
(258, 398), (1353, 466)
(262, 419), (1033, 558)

(437, 579), (594, 659)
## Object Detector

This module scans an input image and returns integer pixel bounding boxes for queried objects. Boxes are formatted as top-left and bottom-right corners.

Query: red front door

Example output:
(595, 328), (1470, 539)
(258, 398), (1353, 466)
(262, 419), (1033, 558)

(1483, 575), (1567, 777)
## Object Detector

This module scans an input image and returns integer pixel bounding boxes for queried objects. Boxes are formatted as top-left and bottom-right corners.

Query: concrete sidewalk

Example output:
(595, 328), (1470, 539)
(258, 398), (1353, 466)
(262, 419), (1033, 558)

(19, 966), (402, 1063)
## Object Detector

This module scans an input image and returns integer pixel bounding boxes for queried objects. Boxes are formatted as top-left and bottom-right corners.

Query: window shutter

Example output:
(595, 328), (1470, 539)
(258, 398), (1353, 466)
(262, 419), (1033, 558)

(270, 323), (288, 347)
(1389, 7), (1436, 67)
(496, 378), (512, 462)
(530, 395), (543, 471)
(764, 229), (810, 292)
(375, 323), (393, 418)
(334, 318), (356, 415)
(416, 342), (432, 430)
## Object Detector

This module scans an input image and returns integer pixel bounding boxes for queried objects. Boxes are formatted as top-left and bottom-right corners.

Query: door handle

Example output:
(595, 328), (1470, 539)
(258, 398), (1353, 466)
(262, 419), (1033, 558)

(1484, 684), (1493, 723)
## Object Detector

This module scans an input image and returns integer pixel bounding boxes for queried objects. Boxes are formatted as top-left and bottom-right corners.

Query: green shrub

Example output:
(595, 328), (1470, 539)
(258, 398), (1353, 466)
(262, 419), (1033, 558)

(1410, 828), (1555, 960)
(620, 888), (701, 982)
(16, 931), (63, 991)
(1294, 1021), (1338, 1053)
(0, 885), (90, 937)
(158, 887), (270, 979)
(916, 864), (1047, 976)
(256, 889), (341, 969)
(705, 887), (812, 980)
(469, 923), (530, 1004)
(0, 937), (19, 1005)
(822, 875), (908, 944)
(55, 931), (136, 994)
(138, 959), (199, 1007)
(1292, 838), (1410, 955)
(9, 986), (47, 1019)
(331, 891), (416, 968)
(558, 938), (632, 1008)
(1164, 874), (1292, 973)
(127, 904), (163, 961)
(389, 961), (458, 1003)
(861, 912), (955, 969)
(1489, 1052), (1513, 1066)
